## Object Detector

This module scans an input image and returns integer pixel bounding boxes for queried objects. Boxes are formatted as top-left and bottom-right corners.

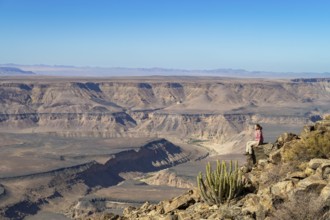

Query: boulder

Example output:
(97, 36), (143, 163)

(262, 143), (276, 156)
(295, 175), (327, 194)
(248, 143), (277, 165)
(140, 201), (154, 213)
(162, 190), (199, 214)
(177, 210), (207, 220)
(318, 162), (330, 179)
(242, 194), (267, 220)
(253, 146), (268, 162)
(270, 181), (294, 199)
(269, 149), (282, 164)
(246, 143), (276, 166)
(177, 211), (195, 220)
(217, 205), (242, 219)
(275, 133), (299, 148)
(308, 159), (330, 170)
(285, 171), (307, 180)
(205, 212), (223, 220)
(320, 184), (330, 205)
(246, 155), (255, 171)
(257, 163), (278, 190)
(246, 171), (261, 190)
(304, 167), (315, 176)
(257, 159), (268, 168)
(257, 188), (274, 214)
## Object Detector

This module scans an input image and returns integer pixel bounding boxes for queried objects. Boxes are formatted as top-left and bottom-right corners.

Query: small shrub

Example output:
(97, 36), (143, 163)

(262, 163), (295, 186)
(197, 160), (245, 205)
(282, 130), (330, 162)
(271, 192), (330, 220)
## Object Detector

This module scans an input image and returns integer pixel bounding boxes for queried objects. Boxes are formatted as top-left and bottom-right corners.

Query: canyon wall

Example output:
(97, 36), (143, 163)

(1, 78), (329, 152)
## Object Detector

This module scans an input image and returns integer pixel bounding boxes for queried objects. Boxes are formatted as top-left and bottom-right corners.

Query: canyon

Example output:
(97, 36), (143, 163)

(0, 76), (329, 219)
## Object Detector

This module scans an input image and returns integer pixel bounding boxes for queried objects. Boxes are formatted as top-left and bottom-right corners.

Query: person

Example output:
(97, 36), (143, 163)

(245, 124), (264, 155)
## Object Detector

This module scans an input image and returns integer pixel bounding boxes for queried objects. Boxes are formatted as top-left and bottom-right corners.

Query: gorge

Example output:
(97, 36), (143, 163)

(0, 76), (329, 219)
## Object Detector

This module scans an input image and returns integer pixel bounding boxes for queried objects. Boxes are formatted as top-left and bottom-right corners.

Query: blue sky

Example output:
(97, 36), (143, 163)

(1, 0), (330, 72)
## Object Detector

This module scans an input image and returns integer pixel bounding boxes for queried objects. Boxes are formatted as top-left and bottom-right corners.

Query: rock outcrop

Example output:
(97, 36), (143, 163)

(117, 116), (330, 220)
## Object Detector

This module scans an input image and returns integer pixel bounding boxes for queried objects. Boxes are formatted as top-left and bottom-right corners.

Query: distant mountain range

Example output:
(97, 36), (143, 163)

(0, 67), (35, 75)
(0, 64), (329, 78)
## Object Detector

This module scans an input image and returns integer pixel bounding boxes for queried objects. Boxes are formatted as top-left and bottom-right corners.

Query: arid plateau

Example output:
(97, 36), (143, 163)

(0, 76), (329, 219)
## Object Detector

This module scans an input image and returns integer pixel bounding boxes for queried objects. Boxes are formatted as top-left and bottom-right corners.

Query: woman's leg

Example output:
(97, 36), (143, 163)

(246, 141), (258, 154)
(246, 141), (253, 154)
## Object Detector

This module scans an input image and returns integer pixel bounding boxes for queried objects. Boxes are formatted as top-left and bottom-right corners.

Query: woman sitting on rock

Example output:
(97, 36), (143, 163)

(245, 124), (264, 155)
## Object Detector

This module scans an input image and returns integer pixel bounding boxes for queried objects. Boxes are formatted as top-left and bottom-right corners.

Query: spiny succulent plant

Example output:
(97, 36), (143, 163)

(197, 160), (245, 205)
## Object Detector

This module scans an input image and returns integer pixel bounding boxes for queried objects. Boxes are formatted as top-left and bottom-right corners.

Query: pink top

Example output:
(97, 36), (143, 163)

(255, 130), (264, 144)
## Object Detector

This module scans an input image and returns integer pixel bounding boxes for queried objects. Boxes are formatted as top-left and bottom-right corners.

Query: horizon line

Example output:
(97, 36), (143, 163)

(1, 63), (330, 75)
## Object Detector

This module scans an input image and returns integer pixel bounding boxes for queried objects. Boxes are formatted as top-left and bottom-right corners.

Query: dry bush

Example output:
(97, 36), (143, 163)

(282, 130), (330, 162)
(261, 163), (297, 186)
(271, 192), (330, 220)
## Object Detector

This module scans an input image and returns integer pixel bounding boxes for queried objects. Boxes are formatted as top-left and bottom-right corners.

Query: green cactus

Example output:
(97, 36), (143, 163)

(197, 160), (244, 205)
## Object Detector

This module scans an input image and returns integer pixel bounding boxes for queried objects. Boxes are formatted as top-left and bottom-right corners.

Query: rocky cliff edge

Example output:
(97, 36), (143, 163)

(77, 115), (330, 220)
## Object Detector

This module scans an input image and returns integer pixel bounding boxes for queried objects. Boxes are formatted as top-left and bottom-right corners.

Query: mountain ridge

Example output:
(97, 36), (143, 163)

(0, 67), (35, 75)
(1, 64), (330, 78)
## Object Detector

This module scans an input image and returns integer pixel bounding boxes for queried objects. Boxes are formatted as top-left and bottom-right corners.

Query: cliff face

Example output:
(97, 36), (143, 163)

(111, 117), (330, 220)
(2, 80), (330, 112)
(0, 78), (329, 152)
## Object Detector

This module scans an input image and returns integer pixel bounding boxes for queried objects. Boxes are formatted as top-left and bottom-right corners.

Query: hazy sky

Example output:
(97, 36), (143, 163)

(1, 0), (330, 72)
